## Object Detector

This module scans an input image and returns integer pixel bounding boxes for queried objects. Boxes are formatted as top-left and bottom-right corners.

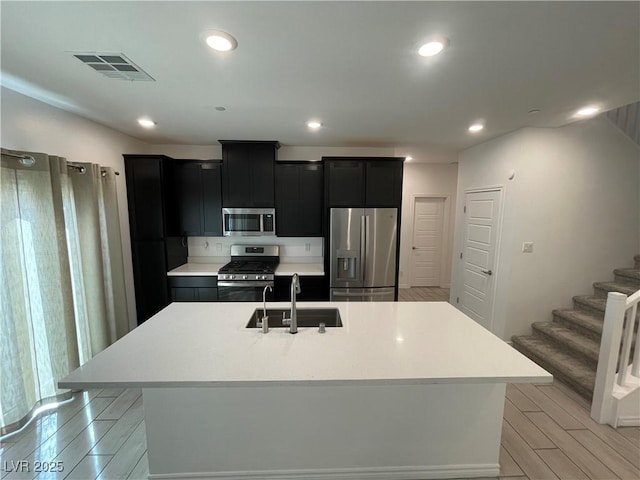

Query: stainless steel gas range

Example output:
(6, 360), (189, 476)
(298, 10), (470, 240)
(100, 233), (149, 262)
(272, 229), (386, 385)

(217, 245), (279, 302)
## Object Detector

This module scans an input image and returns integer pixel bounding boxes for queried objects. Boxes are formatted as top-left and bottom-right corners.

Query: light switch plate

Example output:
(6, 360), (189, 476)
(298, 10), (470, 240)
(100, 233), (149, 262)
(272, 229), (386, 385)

(522, 242), (534, 253)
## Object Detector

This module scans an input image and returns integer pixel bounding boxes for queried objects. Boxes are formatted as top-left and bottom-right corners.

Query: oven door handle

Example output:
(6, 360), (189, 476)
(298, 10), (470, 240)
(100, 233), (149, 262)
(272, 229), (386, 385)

(217, 281), (274, 287)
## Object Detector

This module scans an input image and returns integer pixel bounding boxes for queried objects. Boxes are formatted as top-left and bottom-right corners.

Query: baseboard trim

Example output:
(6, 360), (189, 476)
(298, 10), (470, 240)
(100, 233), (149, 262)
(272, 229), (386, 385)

(617, 415), (640, 427)
(148, 464), (499, 480)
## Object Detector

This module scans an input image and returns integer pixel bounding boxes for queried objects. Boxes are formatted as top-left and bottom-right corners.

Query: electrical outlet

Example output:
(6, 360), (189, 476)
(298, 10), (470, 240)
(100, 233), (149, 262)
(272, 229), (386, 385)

(522, 242), (534, 253)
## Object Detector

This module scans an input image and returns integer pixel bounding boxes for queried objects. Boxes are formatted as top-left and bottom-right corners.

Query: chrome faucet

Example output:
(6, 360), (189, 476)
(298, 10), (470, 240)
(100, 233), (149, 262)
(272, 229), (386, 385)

(289, 273), (301, 334)
(261, 285), (272, 334)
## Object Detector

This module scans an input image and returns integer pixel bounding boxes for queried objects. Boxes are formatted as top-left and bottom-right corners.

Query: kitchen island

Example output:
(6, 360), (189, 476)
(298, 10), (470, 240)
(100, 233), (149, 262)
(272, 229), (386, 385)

(60, 301), (551, 479)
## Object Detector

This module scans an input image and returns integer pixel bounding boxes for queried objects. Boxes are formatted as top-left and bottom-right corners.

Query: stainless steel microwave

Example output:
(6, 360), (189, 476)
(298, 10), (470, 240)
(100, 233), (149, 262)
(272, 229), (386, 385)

(222, 208), (276, 236)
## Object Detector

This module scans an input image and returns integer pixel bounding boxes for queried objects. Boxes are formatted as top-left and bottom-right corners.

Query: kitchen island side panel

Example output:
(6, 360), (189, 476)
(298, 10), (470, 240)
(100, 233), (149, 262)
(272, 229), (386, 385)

(143, 383), (505, 479)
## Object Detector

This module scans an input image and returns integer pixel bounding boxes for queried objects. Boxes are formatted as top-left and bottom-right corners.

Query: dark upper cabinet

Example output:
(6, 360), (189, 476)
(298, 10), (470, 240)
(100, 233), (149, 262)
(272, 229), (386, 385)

(324, 157), (404, 207)
(365, 160), (404, 207)
(220, 141), (279, 208)
(325, 160), (364, 207)
(124, 155), (180, 239)
(275, 162), (324, 237)
(176, 161), (223, 236)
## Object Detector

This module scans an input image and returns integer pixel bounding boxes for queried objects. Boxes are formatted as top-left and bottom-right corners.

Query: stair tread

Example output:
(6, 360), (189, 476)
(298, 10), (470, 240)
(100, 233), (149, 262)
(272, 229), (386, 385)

(511, 336), (596, 393)
(573, 295), (607, 312)
(614, 268), (640, 280)
(593, 281), (639, 296)
(552, 308), (603, 334)
(532, 322), (599, 360)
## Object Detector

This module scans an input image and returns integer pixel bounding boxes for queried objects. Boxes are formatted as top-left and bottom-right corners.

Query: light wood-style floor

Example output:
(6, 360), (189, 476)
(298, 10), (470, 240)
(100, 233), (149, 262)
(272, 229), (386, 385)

(398, 286), (450, 302)
(2, 382), (639, 479)
(2, 290), (639, 479)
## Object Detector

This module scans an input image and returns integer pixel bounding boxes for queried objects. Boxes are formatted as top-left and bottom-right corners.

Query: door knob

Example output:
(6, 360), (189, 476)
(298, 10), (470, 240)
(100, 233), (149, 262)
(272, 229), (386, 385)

(412, 246), (416, 250)
(481, 269), (493, 276)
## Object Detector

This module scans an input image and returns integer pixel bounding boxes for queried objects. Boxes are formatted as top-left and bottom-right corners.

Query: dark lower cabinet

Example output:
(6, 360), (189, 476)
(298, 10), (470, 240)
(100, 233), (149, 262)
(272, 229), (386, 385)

(132, 240), (168, 321)
(274, 276), (328, 302)
(168, 276), (218, 302)
(176, 161), (223, 236)
(275, 162), (324, 236)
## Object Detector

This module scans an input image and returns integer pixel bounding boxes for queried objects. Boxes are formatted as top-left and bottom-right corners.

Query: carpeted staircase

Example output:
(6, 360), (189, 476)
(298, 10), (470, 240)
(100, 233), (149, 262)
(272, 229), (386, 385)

(511, 255), (640, 400)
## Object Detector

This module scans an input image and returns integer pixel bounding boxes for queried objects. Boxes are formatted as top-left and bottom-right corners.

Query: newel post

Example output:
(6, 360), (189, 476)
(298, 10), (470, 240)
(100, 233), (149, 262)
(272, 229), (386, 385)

(591, 292), (628, 424)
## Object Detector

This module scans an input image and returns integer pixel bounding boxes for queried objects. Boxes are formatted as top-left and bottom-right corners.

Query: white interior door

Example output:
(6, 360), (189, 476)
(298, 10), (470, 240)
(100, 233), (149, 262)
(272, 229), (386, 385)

(411, 198), (445, 287)
(460, 189), (502, 331)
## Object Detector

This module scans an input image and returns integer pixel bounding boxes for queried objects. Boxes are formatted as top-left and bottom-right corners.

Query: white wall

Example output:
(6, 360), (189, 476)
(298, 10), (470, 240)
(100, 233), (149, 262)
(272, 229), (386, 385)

(398, 163), (458, 288)
(146, 144), (397, 161)
(451, 117), (640, 340)
(1, 87), (147, 331)
(1, 89), (461, 326)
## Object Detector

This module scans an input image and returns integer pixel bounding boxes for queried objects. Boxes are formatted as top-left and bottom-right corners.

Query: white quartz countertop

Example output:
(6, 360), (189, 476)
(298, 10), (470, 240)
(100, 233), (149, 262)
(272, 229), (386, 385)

(167, 263), (226, 276)
(167, 262), (324, 276)
(60, 302), (551, 389)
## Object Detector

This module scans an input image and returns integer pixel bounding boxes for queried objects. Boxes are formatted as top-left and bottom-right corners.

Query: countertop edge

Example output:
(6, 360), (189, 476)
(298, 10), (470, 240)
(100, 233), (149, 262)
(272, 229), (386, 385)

(59, 374), (552, 390)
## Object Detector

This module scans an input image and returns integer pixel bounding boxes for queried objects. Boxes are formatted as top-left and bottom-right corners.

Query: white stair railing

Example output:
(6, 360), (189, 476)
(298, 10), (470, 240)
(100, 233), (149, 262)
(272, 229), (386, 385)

(591, 290), (640, 427)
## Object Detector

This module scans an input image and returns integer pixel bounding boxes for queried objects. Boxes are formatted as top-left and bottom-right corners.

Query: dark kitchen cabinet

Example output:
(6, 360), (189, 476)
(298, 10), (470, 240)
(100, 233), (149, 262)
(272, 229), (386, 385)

(124, 155), (187, 325)
(325, 160), (364, 207)
(274, 275), (328, 301)
(131, 240), (168, 321)
(275, 162), (324, 236)
(125, 155), (181, 239)
(365, 160), (403, 207)
(220, 141), (279, 208)
(324, 158), (404, 208)
(177, 161), (223, 236)
(168, 276), (218, 302)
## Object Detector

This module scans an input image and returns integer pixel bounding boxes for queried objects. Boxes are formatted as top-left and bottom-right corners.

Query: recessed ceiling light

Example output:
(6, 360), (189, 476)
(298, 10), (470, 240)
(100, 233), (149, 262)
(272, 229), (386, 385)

(205, 31), (238, 52)
(215, 106), (226, 112)
(418, 37), (449, 57)
(574, 105), (600, 118)
(137, 117), (156, 128)
(468, 123), (484, 133)
(405, 156), (413, 162)
(307, 120), (322, 129)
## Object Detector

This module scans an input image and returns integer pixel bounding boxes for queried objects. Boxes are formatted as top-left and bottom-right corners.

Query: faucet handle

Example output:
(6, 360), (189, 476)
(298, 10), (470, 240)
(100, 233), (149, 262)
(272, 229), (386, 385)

(282, 317), (292, 326)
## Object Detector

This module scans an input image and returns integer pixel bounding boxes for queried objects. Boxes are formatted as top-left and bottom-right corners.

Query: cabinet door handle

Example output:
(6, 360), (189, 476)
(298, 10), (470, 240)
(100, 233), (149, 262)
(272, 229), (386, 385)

(481, 269), (492, 276)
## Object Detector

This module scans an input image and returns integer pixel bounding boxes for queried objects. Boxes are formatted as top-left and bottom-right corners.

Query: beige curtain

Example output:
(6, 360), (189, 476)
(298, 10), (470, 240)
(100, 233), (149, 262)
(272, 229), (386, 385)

(0, 149), (129, 435)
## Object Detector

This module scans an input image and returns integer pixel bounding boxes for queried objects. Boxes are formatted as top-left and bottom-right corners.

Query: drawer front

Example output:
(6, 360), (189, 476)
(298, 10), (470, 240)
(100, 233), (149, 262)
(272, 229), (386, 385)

(168, 276), (217, 288)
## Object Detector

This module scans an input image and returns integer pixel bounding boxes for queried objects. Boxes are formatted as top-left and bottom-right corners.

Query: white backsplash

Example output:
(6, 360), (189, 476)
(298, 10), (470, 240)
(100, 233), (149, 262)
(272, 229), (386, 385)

(188, 237), (323, 264)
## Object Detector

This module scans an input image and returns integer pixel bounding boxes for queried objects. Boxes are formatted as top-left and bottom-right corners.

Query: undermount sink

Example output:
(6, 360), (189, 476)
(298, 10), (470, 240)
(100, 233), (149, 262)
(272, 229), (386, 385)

(246, 308), (343, 328)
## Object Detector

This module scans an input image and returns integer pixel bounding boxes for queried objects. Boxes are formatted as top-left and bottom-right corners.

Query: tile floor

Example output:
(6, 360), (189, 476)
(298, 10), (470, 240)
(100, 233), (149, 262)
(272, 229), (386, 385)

(2, 289), (639, 479)
(398, 286), (450, 302)
(2, 381), (638, 479)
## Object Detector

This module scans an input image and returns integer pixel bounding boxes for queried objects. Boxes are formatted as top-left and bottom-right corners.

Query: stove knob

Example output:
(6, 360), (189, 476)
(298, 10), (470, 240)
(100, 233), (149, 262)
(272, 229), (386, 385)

(261, 275), (267, 280)
(243, 275), (248, 280)
(231, 275), (236, 280)
(255, 275), (260, 280)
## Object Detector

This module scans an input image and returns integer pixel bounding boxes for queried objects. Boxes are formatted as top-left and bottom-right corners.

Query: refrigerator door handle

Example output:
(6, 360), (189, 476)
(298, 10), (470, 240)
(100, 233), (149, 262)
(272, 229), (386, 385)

(360, 215), (366, 283)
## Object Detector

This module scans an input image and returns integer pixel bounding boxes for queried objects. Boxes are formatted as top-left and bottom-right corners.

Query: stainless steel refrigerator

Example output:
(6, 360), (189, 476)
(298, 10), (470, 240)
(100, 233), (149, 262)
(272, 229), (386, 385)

(329, 208), (398, 301)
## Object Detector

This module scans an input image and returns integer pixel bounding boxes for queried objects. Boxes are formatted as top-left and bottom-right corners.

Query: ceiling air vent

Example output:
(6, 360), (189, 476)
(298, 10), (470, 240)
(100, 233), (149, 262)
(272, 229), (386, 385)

(71, 52), (155, 81)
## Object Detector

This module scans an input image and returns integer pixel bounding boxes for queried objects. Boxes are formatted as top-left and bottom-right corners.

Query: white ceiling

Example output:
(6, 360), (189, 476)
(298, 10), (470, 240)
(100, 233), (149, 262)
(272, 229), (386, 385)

(1, 1), (638, 152)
